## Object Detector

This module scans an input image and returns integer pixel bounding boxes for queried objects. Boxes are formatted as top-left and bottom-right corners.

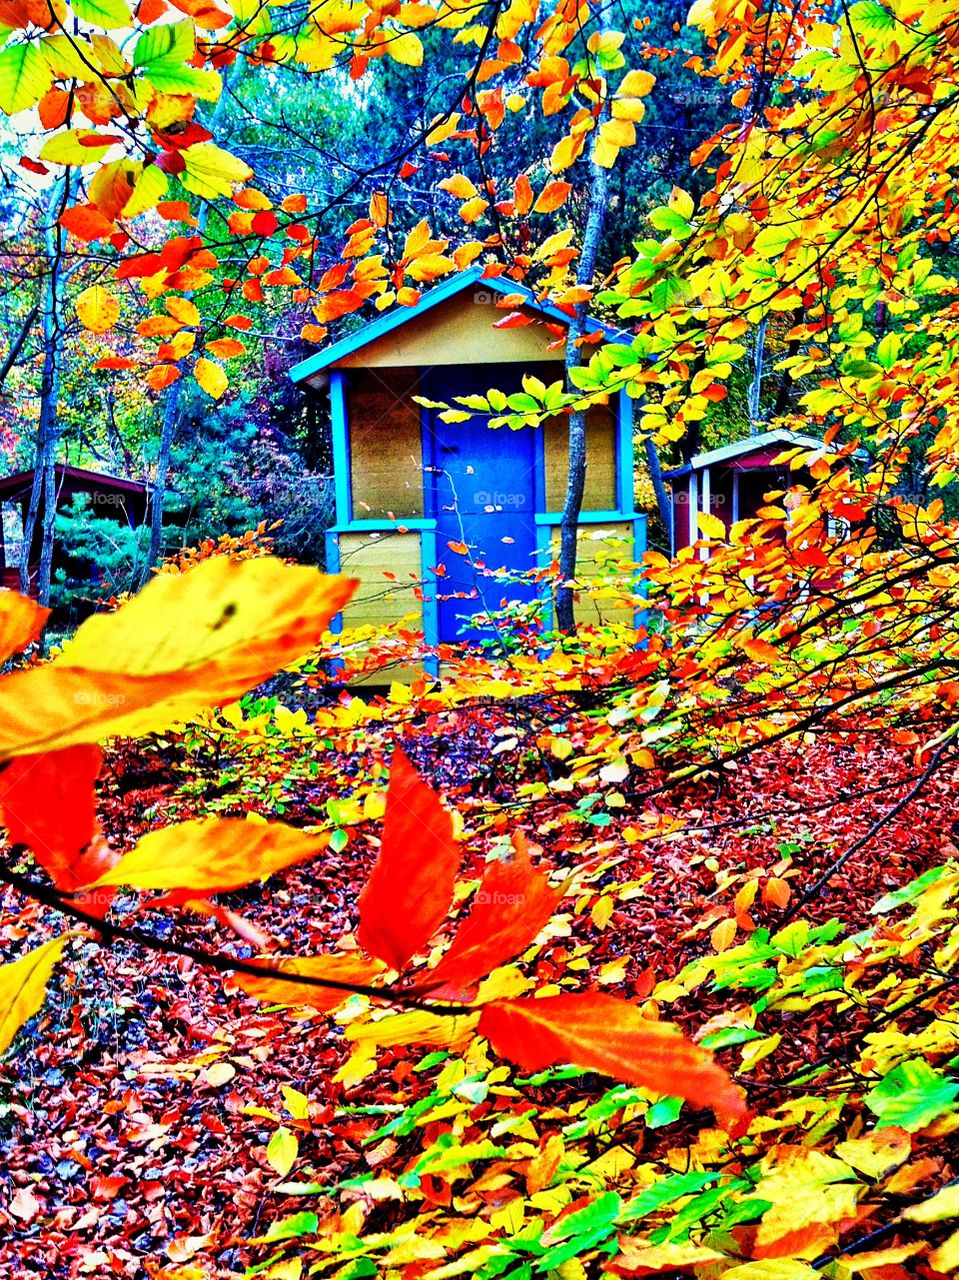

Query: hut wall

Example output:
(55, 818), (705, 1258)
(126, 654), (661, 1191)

(543, 407), (618, 512)
(346, 370), (424, 518)
(331, 295), (567, 370)
(548, 521), (637, 628)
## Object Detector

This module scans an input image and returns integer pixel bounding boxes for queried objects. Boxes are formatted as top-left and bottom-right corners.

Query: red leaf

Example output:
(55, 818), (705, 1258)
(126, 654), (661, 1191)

(493, 311), (533, 328)
(251, 209), (279, 236)
(418, 834), (564, 995)
(479, 993), (747, 1124)
(0, 745), (117, 894)
(357, 747), (460, 971)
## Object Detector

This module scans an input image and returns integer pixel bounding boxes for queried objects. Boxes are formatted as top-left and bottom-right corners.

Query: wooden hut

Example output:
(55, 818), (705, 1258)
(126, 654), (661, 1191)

(0, 464), (150, 596)
(663, 430), (825, 555)
(290, 267), (645, 664)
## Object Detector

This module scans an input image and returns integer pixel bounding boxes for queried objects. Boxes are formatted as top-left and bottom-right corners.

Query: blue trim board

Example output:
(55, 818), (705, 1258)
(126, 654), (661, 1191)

(289, 267), (630, 383)
(616, 388), (635, 513)
(419, 523), (440, 677)
(329, 370), (352, 525)
(329, 519), (437, 533)
(632, 514), (649, 638)
(534, 510), (635, 526)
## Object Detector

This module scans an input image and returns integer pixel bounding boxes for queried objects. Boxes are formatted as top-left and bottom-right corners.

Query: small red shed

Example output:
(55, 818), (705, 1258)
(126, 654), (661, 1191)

(663, 430), (824, 555)
(0, 465), (150, 594)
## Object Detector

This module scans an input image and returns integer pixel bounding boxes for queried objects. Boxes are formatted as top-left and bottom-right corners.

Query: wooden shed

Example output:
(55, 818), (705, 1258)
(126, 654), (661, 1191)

(0, 464), (150, 596)
(663, 430), (824, 555)
(290, 267), (645, 665)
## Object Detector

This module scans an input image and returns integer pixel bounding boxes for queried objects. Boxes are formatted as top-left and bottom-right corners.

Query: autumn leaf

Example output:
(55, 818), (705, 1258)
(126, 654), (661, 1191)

(533, 180), (572, 213)
(357, 747), (460, 971)
(0, 745), (117, 893)
(89, 817), (327, 894)
(697, 511), (726, 540)
(231, 954), (386, 1012)
(76, 285), (121, 334)
(0, 557), (356, 760)
(267, 1127), (298, 1177)
(417, 835), (565, 996)
(194, 357), (228, 400)
(479, 993), (746, 1122)
(0, 936), (70, 1056)
(0, 590), (48, 663)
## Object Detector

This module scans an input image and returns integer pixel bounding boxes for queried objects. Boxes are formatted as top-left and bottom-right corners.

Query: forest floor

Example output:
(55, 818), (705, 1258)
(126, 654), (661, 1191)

(0, 710), (954, 1278)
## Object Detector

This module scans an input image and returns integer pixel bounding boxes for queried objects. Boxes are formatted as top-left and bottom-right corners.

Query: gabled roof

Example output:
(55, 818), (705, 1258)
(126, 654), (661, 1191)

(662, 430), (827, 479)
(289, 265), (628, 383)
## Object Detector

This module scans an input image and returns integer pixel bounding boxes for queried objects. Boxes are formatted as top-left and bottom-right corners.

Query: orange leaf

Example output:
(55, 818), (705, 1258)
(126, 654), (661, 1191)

(357, 747), (460, 971)
(764, 876), (791, 908)
(0, 590), (48, 663)
(533, 180), (572, 213)
(205, 337), (245, 359)
(742, 637), (780, 663)
(145, 364), (180, 391)
(514, 174), (534, 215)
(418, 834), (564, 996)
(59, 205), (115, 242)
(232, 954), (385, 1012)
(90, 816), (324, 894)
(479, 993), (746, 1122)
(446, 540), (469, 555)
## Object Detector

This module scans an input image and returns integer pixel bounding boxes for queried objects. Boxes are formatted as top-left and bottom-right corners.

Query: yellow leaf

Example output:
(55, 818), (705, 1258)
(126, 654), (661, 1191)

(347, 1008), (479, 1050)
(0, 557), (356, 760)
(618, 68), (656, 97)
(180, 143), (254, 199)
(835, 1128), (911, 1179)
(267, 1126), (298, 1177)
(388, 31), (423, 65)
(90, 817), (325, 893)
(903, 1183), (959, 1223)
(0, 936), (69, 1055)
(438, 173), (478, 199)
(697, 511), (726, 540)
(194, 356), (228, 400)
(549, 132), (585, 174)
(615, 1242), (726, 1272)
(166, 296), (200, 326)
(930, 1228), (959, 1273)
(76, 285), (120, 334)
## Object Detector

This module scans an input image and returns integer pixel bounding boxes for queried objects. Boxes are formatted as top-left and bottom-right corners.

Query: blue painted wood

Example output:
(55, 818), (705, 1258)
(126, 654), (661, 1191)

(534, 510), (635, 526)
(632, 513), (649, 639)
(616, 387), (635, 513)
(289, 268), (629, 383)
(425, 366), (540, 645)
(419, 523), (440, 676)
(324, 529), (345, 680)
(329, 371), (351, 525)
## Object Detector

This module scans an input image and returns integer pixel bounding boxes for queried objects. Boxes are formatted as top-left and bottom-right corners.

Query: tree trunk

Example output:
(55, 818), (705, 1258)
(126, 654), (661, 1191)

(747, 315), (767, 432)
(144, 379), (182, 579)
(20, 179), (68, 603)
(555, 105), (611, 635)
(644, 435), (672, 539)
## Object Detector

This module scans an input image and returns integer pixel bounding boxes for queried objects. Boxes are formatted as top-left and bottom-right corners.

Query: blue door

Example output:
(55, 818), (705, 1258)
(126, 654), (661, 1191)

(425, 367), (540, 645)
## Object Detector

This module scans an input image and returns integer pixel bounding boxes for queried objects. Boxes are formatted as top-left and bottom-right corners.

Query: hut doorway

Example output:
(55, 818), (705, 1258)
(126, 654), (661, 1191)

(425, 366), (538, 644)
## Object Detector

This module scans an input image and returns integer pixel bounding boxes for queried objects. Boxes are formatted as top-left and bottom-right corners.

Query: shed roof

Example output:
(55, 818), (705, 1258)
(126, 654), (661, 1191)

(289, 265), (628, 384)
(662, 430), (827, 480)
(0, 464), (150, 501)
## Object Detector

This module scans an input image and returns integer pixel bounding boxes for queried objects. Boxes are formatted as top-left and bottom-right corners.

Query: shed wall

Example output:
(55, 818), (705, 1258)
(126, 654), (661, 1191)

(548, 522), (637, 628)
(543, 406), (618, 512)
(347, 370), (424, 518)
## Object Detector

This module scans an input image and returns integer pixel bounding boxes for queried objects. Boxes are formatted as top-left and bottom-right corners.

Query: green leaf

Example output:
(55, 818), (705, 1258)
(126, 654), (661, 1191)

(72, 0), (132, 28)
(646, 1095), (683, 1129)
(0, 42), (53, 116)
(267, 1125), (299, 1177)
(871, 863), (953, 914)
(865, 1061), (959, 1133)
(262, 1211), (318, 1241)
(133, 20), (194, 67)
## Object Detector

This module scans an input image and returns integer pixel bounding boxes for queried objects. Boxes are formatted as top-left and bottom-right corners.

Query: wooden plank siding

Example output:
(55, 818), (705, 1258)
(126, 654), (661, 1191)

(548, 521), (637, 629)
(543, 407), (618, 512)
(346, 370), (424, 519)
